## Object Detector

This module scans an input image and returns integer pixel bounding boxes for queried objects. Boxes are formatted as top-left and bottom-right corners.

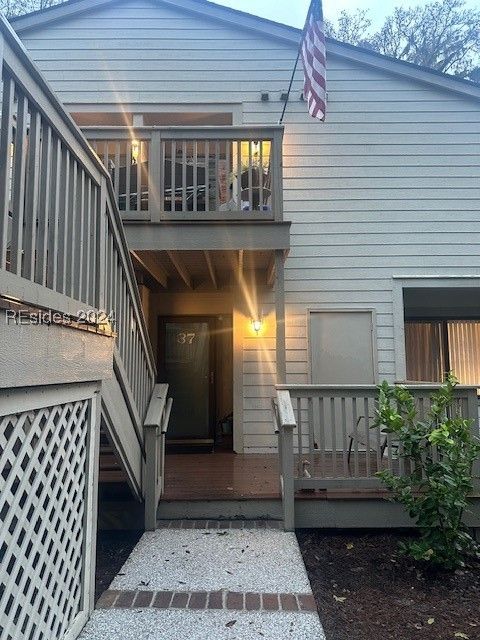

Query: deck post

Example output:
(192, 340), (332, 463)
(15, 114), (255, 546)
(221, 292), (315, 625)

(275, 249), (286, 384)
(150, 130), (162, 222)
(144, 423), (158, 531)
(280, 424), (295, 531)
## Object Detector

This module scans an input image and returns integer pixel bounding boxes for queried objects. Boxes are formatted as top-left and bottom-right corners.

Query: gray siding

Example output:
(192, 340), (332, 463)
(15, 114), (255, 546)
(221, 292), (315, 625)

(19, 0), (480, 451)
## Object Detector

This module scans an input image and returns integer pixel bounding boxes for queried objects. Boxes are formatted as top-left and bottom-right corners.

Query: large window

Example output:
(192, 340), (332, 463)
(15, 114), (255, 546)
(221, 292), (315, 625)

(404, 287), (480, 385)
(405, 320), (480, 385)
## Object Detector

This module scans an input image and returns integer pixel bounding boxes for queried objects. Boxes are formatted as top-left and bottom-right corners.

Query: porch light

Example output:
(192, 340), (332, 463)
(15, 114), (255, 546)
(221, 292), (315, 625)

(251, 316), (264, 335)
(131, 139), (140, 164)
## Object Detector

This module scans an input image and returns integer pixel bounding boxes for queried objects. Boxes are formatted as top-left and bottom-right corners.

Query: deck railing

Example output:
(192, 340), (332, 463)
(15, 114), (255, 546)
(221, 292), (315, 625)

(273, 384), (480, 530)
(0, 17), (156, 422)
(83, 125), (284, 222)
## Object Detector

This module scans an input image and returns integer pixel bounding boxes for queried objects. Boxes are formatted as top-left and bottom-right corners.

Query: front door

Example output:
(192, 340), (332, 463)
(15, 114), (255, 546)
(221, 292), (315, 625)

(158, 316), (215, 446)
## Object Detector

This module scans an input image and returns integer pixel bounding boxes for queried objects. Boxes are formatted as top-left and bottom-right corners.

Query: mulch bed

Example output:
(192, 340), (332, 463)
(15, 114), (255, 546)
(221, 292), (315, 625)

(297, 529), (480, 640)
(95, 529), (143, 601)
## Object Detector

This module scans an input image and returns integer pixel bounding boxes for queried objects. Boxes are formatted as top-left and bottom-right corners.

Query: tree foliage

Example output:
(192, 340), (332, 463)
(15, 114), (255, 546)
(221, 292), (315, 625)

(1, 0), (62, 17)
(374, 374), (480, 569)
(326, 0), (480, 81)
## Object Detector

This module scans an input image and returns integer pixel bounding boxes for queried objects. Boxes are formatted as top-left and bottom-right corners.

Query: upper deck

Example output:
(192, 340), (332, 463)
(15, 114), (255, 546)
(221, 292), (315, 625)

(82, 125), (290, 252)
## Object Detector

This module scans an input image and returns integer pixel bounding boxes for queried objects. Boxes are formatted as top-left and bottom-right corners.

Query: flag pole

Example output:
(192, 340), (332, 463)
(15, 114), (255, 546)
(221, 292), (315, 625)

(278, 0), (313, 125)
(278, 48), (301, 125)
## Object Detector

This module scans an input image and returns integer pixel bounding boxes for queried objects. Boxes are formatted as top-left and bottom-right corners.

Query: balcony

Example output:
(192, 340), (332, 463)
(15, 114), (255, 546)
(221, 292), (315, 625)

(82, 126), (289, 252)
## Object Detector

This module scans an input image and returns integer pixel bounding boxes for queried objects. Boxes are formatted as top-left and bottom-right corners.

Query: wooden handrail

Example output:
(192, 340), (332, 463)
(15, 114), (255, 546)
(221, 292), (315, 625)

(144, 383), (173, 530)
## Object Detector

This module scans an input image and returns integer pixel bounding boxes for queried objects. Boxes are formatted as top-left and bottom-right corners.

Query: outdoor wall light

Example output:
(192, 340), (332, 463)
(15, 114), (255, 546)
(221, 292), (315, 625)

(131, 139), (140, 164)
(251, 316), (264, 335)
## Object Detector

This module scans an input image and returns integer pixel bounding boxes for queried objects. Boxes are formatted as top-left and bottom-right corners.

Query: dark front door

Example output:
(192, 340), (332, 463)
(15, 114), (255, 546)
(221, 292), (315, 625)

(158, 316), (215, 445)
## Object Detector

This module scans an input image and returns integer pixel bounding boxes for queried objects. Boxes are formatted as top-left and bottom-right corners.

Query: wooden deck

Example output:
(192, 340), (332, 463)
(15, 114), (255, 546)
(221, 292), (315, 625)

(163, 453), (281, 500)
(162, 452), (394, 501)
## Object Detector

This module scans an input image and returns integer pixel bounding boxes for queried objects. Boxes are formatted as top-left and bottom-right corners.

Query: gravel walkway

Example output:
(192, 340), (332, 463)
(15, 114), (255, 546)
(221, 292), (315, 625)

(80, 521), (325, 640)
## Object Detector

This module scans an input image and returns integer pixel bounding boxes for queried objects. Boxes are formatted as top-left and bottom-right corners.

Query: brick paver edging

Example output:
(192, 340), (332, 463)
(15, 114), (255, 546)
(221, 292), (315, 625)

(156, 520), (283, 530)
(97, 590), (317, 613)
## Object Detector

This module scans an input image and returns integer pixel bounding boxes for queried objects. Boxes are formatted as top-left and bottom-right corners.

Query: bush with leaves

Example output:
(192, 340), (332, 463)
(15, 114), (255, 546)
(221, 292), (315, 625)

(374, 373), (480, 569)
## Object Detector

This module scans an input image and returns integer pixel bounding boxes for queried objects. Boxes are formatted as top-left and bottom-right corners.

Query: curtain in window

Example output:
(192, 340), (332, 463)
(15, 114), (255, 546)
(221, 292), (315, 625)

(447, 321), (480, 386)
(405, 322), (445, 382)
(405, 320), (480, 385)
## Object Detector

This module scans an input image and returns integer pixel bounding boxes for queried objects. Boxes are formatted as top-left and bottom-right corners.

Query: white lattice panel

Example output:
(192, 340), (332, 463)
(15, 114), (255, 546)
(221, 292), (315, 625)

(0, 389), (97, 640)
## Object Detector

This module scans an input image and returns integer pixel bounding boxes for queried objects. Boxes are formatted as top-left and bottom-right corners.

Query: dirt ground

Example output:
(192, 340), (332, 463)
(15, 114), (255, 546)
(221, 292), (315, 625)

(297, 529), (480, 640)
(95, 529), (143, 600)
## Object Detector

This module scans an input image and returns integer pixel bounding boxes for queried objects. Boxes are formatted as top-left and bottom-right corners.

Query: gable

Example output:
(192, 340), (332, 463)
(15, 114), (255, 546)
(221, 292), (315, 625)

(11, 0), (480, 104)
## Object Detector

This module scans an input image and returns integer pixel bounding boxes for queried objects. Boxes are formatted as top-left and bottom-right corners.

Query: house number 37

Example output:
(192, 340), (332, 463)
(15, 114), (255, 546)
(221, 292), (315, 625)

(176, 332), (196, 344)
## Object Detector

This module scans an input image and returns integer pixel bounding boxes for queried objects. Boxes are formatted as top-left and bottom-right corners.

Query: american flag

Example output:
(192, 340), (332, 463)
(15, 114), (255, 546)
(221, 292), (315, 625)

(301, 0), (327, 121)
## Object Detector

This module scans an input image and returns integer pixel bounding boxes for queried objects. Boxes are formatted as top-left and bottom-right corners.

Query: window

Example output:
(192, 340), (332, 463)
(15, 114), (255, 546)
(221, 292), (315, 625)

(403, 287), (480, 385)
(405, 320), (480, 385)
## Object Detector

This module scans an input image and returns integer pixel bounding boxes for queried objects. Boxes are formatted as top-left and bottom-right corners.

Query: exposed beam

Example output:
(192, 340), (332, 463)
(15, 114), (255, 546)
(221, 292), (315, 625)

(203, 250), (217, 290)
(167, 251), (192, 289)
(125, 221), (291, 252)
(131, 251), (167, 288)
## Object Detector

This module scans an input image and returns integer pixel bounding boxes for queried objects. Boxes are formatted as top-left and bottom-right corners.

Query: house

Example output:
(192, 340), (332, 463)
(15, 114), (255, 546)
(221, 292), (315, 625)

(1, 0), (480, 636)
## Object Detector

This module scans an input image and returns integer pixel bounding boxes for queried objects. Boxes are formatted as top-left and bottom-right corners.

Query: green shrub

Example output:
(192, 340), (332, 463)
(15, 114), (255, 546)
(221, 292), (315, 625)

(375, 373), (480, 569)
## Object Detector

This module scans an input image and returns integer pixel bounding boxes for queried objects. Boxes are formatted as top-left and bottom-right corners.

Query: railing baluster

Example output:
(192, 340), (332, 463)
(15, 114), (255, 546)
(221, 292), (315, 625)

(0, 75), (14, 268)
(259, 140), (264, 208)
(46, 136), (61, 290)
(182, 140), (187, 211)
(214, 140), (219, 211)
(296, 396), (302, 477)
(57, 146), (69, 294)
(125, 140), (131, 213)
(35, 122), (52, 285)
(193, 140), (198, 213)
(236, 140), (241, 211)
(330, 397), (337, 477)
(136, 142), (141, 213)
(341, 396), (348, 476)
(114, 142), (120, 203)
(82, 175), (91, 303)
(74, 168), (85, 299)
(22, 110), (41, 281)
(170, 140), (176, 212)
(248, 139), (253, 211)
(352, 397), (359, 477)
(318, 395), (326, 477)
(225, 139), (231, 206)
(364, 397), (370, 477)
(10, 94), (28, 275)
(204, 140), (209, 212)
(308, 395), (315, 472)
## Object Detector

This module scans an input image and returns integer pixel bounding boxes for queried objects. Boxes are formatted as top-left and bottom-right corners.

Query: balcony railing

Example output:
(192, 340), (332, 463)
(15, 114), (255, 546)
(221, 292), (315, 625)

(83, 126), (284, 222)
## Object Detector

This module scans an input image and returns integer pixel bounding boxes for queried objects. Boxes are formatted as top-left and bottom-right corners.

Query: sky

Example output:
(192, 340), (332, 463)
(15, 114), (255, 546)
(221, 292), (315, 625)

(212, 0), (477, 29)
